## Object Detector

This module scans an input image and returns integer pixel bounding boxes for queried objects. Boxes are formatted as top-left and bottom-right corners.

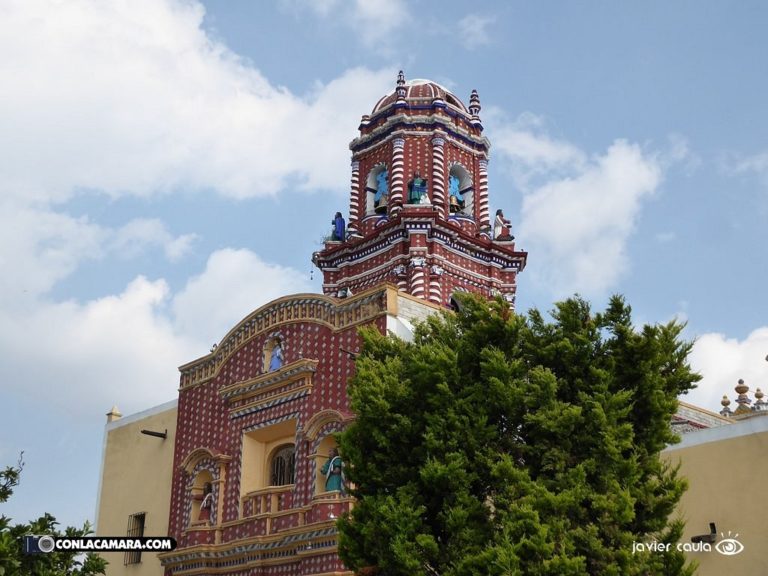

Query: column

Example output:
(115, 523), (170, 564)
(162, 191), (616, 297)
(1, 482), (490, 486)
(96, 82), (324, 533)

(431, 136), (446, 215)
(389, 138), (405, 215)
(348, 160), (360, 236)
(478, 158), (490, 230)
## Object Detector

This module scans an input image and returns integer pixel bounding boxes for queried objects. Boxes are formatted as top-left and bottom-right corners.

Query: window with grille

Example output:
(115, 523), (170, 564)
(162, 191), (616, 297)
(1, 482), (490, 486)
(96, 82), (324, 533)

(124, 512), (146, 565)
(270, 444), (296, 486)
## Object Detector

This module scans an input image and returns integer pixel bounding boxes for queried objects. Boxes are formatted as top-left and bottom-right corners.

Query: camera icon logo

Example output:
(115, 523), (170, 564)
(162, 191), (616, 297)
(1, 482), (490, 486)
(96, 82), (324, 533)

(23, 535), (55, 554)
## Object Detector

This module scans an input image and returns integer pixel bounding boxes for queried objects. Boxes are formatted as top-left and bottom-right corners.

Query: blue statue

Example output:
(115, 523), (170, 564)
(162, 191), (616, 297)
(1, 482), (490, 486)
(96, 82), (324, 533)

(269, 340), (284, 371)
(331, 212), (345, 241)
(374, 170), (388, 213)
(408, 172), (427, 203)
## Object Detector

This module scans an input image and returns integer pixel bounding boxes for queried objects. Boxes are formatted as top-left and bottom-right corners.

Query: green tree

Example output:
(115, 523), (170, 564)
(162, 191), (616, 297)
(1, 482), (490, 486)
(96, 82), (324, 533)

(0, 455), (107, 576)
(338, 294), (699, 576)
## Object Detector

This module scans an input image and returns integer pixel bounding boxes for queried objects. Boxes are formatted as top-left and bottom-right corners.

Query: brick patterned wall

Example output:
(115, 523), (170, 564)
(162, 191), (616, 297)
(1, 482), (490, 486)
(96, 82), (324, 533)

(163, 292), (389, 575)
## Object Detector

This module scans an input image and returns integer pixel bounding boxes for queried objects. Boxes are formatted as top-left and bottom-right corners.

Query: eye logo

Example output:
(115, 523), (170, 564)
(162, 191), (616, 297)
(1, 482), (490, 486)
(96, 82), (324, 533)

(715, 532), (744, 556)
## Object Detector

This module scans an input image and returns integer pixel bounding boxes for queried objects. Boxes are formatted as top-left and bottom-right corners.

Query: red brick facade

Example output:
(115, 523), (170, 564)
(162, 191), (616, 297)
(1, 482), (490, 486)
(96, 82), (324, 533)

(162, 291), (390, 575)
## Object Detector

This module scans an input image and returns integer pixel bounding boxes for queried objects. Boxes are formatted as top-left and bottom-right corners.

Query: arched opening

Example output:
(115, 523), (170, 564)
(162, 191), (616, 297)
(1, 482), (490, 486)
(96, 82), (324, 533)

(263, 335), (284, 373)
(365, 163), (389, 215)
(190, 470), (214, 525)
(449, 287), (468, 313)
(315, 436), (343, 495)
(269, 444), (296, 486)
(448, 163), (473, 217)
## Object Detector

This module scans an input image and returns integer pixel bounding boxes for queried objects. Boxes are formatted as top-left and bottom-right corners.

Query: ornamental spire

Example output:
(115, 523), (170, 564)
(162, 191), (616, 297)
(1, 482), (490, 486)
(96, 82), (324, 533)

(469, 89), (481, 122)
(396, 70), (407, 102)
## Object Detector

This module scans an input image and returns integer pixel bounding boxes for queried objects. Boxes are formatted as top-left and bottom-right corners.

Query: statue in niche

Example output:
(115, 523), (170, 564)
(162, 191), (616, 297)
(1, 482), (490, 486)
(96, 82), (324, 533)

(195, 482), (213, 523)
(408, 172), (427, 203)
(448, 175), (465, 213)
(269, 339), (284, 371)
(494, 209), (514, 240)
(331, 212), (346, 241)
(374, 170), (389, 214)
(321, 448), (345, 493)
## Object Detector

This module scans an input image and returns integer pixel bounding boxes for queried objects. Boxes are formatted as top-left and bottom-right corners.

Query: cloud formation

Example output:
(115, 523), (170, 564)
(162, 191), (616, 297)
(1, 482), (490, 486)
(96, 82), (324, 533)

(458, 14), (494, 50)
(493, 117), (662, 297)
(0, 206), (196, 306)
(730, 150), (768, 190)
(0, 0), (344, 422)
(0, 248), (310, 418)
(281, 0), (408, 48)
(172, 249), (313, 345)
(1, 0), (393, 203)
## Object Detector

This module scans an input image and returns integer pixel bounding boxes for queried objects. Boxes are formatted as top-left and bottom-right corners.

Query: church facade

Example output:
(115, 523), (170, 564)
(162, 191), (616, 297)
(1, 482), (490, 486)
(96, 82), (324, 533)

(155, 74), (527, 575)
(95, 73), (762, 576)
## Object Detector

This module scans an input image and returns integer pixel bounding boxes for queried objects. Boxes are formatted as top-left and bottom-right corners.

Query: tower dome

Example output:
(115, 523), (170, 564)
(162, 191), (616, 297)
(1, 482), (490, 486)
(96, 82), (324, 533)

(371, 78), (470, 115)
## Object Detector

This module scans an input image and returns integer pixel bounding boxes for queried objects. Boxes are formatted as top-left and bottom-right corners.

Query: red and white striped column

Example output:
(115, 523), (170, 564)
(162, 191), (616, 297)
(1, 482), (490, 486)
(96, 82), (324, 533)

(408, 257), (426, 299)
(478, 158), (490, 229)
(389, 138), (405, 216)
(431, 136), (446, 215)
(428, 265), (444, 304)
(390, 264), (408, 292)
(348, 160), (361, 236)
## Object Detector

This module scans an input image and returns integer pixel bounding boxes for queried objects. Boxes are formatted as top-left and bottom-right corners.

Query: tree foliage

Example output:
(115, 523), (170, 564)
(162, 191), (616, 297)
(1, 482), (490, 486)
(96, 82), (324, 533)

(0, 455), (107, 576)
(338, 294), (700, 576)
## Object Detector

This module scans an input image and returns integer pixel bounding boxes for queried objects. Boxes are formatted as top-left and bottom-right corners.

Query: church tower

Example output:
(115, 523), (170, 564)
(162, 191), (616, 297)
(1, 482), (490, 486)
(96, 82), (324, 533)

(313, 72), (527, 307)
(158, 74), (527, 576)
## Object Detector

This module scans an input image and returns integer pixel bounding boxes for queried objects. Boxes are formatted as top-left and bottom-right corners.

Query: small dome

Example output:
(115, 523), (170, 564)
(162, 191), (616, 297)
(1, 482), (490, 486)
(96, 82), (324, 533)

(372, 78), (469, 114)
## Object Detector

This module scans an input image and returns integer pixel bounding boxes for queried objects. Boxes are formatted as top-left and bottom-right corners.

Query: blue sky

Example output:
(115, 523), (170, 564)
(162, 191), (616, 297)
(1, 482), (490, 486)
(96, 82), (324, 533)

(2, 0), (768, 532)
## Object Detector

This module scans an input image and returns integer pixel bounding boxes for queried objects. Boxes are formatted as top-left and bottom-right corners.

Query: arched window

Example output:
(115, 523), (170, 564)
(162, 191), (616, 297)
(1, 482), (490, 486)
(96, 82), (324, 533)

(190, 470), (214, 526)
(366, 163), (389, 215)
(270, 444), (296, 486)
(263, 335), (285, 373)
(448, 163), (473, 217)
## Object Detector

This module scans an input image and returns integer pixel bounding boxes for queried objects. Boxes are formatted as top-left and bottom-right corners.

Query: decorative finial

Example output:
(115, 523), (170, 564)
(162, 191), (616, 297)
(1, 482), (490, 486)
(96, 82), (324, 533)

(754, 388), (766, 411)
(106, 405), (123, 423)
(469, 89), (481, 118)
(734, 378), (752, 414)
(720, 395), (732, 417)
(396, 70), (407, 101)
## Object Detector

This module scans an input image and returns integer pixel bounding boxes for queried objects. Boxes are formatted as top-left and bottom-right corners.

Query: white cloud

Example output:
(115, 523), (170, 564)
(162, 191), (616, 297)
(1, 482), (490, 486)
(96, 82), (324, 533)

(0, 0), (371, 419)
(502, 129), (661, 297)
(457, 14), (494, 50)
(0, 276), (196, 416)
(282, 0), (408, 47)
(0, 203), (106, 300)
(730, 150), (768, 190)
(733, 151), (768, 175)
(172, 248), (312, 345)
(664, 133), (701, 174)
(686, 328), (768, 415)
(0, 247), (310, 417)
(111, 218), (197, 262)
(0, 0), (393, 203)
(493, 116), (587, 188)
(0, 204), (197, 308)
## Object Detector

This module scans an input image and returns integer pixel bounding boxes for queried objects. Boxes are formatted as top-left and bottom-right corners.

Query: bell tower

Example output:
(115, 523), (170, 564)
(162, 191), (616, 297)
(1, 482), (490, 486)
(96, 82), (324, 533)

(313, 72), (527, 307)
